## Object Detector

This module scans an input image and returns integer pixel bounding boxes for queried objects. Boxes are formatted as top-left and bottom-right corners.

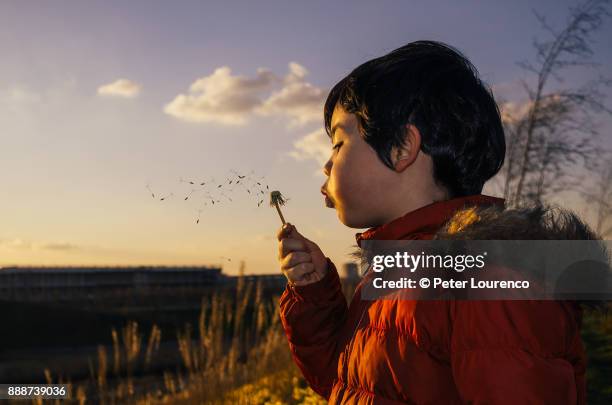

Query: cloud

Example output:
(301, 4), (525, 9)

(288, 128), (330, 167)
(0, 237), (81, 252)
(256, 63), (326, 127)
(164, 66), (277, 125)
(39, 242), (80, 251)
(164, 62), (326, 127)
(499, 93), (564, 126)
(0, 79), (79, 123)
(0, 238), (33, 250)
(491, 80), (528, 103)
(0, 86), (42, 118)
(1, 86), (42, 104)
(97, 79), (141, 98)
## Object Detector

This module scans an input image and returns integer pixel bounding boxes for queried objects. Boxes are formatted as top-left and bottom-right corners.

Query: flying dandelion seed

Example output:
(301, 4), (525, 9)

(195, 208), (204, 224)
(152, 169), (272, 225)
(146, 184), (155, 198)
(184, 189), (198, 201)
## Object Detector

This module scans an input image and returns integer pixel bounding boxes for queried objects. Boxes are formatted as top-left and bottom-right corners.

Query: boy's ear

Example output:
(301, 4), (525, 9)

(392, 124), (421, 172)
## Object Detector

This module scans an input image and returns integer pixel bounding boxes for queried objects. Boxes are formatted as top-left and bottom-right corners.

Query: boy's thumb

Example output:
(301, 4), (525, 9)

(288, 224), (317, 250)
(288, 224), (305, 240)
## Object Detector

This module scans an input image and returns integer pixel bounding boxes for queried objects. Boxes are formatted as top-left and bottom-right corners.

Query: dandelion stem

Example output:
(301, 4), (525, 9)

(274, 203), (286, 225)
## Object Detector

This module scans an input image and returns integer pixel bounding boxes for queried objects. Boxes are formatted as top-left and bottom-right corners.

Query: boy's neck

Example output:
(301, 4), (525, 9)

(378, 187), (451, 226)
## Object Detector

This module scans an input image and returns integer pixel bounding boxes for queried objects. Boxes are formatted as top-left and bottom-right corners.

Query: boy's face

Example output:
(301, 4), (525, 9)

(321, 104), (404, 228)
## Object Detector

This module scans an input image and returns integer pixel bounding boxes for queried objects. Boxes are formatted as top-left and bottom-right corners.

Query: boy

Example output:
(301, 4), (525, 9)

(277, 41), (588, 404)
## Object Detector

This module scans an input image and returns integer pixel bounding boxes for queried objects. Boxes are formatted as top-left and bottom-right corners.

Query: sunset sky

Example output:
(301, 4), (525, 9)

(1, 0), (611, 274)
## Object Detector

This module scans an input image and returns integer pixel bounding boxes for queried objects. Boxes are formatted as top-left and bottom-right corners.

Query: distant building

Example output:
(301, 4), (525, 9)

(0, 265), (222, 290)
(340, 262), (360, 281)
(0, 265), (221, 305)
(0, 265), (286, 306)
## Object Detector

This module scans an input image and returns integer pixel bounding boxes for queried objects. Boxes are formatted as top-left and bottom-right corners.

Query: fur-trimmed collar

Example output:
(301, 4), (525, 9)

(435, 203), (603, 241)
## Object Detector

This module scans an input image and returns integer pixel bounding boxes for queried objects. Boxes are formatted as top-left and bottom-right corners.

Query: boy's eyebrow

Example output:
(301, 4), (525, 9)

(330, 123), (346, 143)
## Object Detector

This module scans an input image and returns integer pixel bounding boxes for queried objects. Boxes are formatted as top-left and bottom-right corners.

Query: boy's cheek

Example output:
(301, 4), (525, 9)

(328, 152), (383, 212)
(331, 162), (373, 205)
(334, 181), (379, 224)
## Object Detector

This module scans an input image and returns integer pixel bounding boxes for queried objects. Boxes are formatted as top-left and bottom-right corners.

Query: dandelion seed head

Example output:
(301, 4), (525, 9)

(270, 190), (287, 207)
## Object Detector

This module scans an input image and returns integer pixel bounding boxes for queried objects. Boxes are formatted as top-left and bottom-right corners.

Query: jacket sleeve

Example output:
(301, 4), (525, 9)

(450, 300), (586, 405)
(279, 257), (349, 399)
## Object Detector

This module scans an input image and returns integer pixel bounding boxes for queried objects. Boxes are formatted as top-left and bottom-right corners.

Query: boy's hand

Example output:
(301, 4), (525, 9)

(277, 222), (329, 286)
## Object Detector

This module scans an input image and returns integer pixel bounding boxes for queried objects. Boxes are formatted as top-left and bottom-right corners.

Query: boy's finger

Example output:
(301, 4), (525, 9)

(288, 226), (316, 249)
(292, 271), (315, 286)
(278, 238), (306, 259)
(284, 262), (315, 281)
(276, 222), (294, 241)
(281, 251), (312, 270)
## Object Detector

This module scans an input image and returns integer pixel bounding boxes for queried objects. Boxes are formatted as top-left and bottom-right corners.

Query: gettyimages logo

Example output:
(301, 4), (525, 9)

(370, 251), (487, 273)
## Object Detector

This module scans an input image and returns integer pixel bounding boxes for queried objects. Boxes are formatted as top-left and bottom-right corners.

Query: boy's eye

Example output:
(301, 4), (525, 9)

(332, 142), (343, 151)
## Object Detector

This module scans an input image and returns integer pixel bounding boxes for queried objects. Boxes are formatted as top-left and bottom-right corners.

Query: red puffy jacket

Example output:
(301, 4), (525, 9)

(279, 194), (586, 404)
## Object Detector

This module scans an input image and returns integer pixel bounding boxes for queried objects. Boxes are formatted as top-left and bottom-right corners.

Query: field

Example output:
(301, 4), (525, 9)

(2, 276), (610, 405)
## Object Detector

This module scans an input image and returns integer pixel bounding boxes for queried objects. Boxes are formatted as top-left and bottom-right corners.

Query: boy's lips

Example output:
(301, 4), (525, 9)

(321, 187), (335, 208)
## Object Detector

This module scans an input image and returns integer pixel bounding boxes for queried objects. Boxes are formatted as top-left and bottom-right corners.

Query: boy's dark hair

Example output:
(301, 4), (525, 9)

(324, 40), (506, 198)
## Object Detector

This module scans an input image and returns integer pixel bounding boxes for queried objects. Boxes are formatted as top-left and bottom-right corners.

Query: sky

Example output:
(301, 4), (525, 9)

(1, 0), (611, 274)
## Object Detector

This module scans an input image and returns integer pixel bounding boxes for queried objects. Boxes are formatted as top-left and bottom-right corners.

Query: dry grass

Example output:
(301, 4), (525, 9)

(22, 276), (326, 405)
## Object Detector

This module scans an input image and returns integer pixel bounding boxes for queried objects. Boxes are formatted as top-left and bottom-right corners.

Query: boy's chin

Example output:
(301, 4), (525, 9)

(338, 210), (377, 229)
